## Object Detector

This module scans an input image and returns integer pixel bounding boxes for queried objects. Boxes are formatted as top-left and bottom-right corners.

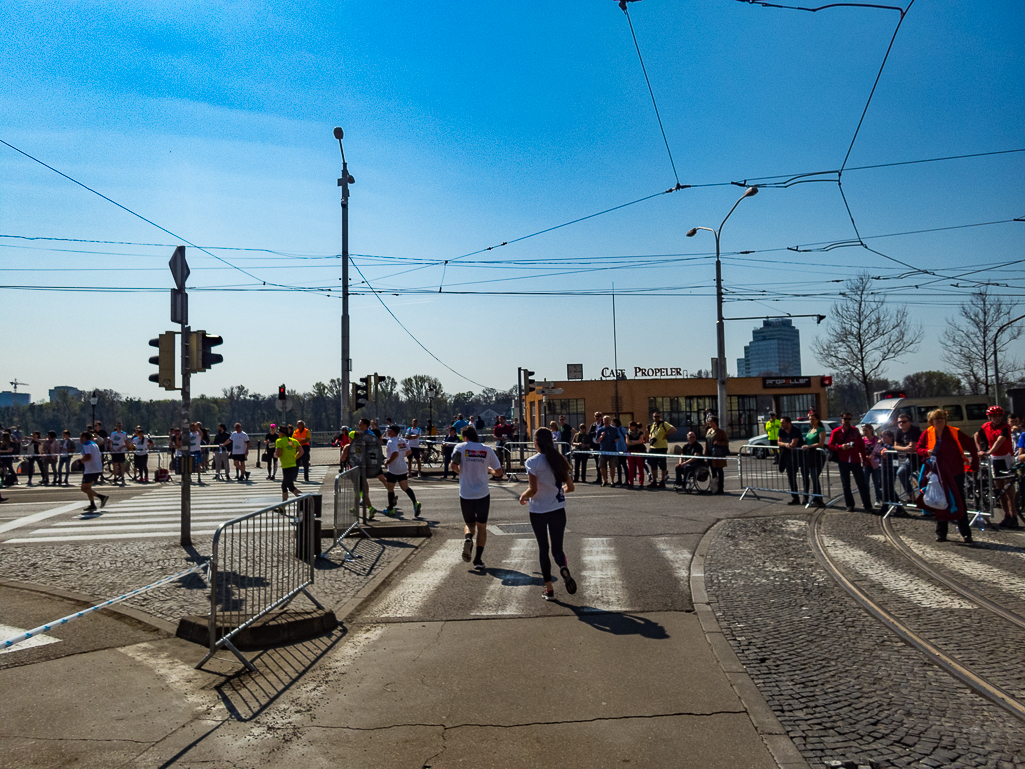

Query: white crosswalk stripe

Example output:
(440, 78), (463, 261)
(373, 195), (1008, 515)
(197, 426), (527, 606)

(4, 469), (328, 544)
(471, 538), (538, 616)
(578, 537), (629, 613)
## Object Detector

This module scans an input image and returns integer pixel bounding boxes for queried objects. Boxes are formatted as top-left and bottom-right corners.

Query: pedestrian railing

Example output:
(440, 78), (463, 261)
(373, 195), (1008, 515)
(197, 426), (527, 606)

(195, 493), (325, 672)
(736, 445), (839, 507)
(324, 466), (373, 563)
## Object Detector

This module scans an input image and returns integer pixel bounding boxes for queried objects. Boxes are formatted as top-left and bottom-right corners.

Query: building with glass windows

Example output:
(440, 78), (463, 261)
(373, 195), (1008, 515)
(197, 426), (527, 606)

(523, 373), (829, 440)
(736, 319), (802, 377)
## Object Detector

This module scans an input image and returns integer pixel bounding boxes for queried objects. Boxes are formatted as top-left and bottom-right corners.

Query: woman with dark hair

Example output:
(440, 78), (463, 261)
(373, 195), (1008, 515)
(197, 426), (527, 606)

(519, 427), (577, 600)
(705, 417), (729, 495)
(801, 411), (827, 506)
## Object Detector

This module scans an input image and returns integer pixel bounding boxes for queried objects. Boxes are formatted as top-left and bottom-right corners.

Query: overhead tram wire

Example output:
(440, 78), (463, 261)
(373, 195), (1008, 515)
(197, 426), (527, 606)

(346, 260), (489, 389)
(0, 139), (326, 295)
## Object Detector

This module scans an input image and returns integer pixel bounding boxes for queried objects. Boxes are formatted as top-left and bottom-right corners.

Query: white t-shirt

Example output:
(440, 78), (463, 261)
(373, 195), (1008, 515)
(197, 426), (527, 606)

(525, 453), (566, 514)
(453, 441), (501, 500)
(110, 430), (128, 452)
(81, 442), (103, 474)
(404, 426), (421, 448)
(132, 435), (150, 455)
(385, 436), (409, 475)
(190, 431), (202, 452)
(229, 431), (249, 455)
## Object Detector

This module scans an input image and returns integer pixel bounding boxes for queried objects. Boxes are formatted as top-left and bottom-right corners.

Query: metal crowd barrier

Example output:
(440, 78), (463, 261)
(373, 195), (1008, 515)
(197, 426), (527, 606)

(323, 466), (372, 563)
(195, 493), (325, 672)
(737, 445), (838, 507)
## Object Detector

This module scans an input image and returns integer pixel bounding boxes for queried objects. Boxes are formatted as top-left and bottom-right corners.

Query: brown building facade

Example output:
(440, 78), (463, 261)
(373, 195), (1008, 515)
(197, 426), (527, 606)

(524, 374), (830, 440)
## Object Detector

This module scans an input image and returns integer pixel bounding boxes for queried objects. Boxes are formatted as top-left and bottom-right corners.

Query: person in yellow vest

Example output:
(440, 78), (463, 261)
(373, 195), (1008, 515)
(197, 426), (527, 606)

(274, 429), (304, 502)
(916, 409), (978, 544)
(293, 420), (313, 482)
(765, 412), (781, 464)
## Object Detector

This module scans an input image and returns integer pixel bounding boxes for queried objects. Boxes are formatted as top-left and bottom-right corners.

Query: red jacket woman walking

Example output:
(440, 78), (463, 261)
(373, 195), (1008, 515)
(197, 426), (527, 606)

(916, 409), (979, 543)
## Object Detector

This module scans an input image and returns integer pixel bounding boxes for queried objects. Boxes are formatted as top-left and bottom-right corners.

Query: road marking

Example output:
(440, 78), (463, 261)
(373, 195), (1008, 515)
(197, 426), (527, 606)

(0, 501), (84, 535)
(903, 537), (1025, 599)
(821, 534), (974, 609)
(579, 537), (629, 612)
(471, 538), (537, 616)
(653, 537), (692, 584)
(370, 538), (465, 618)
(0, 624), (60, 654)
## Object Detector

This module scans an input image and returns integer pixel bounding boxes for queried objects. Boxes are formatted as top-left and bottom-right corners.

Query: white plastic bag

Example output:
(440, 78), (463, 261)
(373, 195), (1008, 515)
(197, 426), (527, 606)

(923, 471), (948, 510)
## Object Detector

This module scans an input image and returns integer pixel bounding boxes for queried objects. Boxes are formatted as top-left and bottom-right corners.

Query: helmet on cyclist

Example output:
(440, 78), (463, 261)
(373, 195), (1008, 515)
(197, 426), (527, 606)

(986, 405), (1004, 417)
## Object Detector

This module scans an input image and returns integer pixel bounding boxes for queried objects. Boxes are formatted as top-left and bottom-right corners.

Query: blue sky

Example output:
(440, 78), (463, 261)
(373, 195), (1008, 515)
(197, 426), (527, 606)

(1, 0), (1022, 402)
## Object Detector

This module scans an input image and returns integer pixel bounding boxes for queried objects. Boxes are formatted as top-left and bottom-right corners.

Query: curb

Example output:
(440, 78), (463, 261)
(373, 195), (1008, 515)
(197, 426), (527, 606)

(0, 578), (179, 637)
(690, 522), (812, 769)
(332, 535), (432, 624)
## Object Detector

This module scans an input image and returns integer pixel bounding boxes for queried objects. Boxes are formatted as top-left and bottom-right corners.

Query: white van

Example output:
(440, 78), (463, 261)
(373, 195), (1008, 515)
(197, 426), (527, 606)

(859, 392), (991, 437)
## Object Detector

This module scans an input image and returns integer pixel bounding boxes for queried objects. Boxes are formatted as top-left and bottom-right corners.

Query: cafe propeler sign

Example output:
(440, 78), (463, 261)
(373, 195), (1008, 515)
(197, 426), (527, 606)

(602, 366), (687, 379)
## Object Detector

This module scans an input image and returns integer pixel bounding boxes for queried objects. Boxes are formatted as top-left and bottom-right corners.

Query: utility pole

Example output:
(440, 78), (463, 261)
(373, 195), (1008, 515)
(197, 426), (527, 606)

(169, 246), (192, 547)
(335, 128), (354, 431)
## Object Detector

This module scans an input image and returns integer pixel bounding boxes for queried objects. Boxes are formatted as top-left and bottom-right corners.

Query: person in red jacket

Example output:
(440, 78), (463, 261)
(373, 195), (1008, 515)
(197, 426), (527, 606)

(828, 413), (874, 513)
(917, 409), (979, 543)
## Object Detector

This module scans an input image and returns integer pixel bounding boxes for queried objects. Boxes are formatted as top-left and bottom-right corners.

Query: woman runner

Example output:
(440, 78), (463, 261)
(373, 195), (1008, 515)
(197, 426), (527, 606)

(519, 427), (577, 601)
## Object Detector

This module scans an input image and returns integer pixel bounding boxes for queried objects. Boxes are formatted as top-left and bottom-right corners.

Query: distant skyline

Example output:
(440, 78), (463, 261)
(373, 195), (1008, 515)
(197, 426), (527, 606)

(2, 1), (1022, 402)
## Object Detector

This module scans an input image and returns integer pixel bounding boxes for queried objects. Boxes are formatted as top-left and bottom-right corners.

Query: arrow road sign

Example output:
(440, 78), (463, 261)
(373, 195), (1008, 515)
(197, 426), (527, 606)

(169, 246), (190, 290)
(536, 387), (563, 395)
(537, 381), (555, 388)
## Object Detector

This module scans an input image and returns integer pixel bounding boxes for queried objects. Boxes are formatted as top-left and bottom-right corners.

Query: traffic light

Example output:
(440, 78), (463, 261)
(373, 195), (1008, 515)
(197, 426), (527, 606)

(372, 372), (381, 402)
(148, 332), (176, 390)
(354, 376), (370, 410)
(189, 331), (223, 373)
(278, 385), (287, 400)
(524, 369), (536, 393)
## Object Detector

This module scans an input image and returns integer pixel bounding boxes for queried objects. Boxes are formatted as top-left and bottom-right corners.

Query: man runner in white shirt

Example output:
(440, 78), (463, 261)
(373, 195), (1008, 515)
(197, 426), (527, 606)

(451, 425), (503, 571)
(109, 422), (129, 486)
(222, 423), (250, 482)
(383, 424), (421, 517)
(405, 418), (423, 478)
(79, 431), (109, 513)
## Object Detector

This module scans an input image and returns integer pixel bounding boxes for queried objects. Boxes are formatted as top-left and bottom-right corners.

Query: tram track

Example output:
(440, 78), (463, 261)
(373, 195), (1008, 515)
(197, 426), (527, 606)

(809, 508), (1025, 724)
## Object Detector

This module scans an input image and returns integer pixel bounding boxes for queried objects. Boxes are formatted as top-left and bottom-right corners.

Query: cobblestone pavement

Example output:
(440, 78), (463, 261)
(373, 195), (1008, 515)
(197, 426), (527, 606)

(0, 534), (417, 626)
(705, 514), (1025, 769)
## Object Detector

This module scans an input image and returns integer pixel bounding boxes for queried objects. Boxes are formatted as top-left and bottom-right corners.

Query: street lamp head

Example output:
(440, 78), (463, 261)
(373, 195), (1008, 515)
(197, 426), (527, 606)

(686, 228), (698, 237)
(743, 186), (759, 198)
(333, 127), (344, 140)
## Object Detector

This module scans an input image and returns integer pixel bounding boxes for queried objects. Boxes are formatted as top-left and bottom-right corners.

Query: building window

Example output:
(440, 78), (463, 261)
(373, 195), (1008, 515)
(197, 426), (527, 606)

(727, 395), (759, 439)
(546, 398), (586, 431)
(779, 394), (817, 423)
(647, 397), (688, 433)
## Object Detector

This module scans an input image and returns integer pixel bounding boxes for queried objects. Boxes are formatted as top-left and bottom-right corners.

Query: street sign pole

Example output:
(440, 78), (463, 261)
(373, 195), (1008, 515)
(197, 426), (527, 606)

(169, 245), (192, 547)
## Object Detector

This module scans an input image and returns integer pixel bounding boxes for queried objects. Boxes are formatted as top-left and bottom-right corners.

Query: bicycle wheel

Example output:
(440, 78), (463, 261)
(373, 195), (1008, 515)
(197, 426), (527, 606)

(101, 454), (117, 482)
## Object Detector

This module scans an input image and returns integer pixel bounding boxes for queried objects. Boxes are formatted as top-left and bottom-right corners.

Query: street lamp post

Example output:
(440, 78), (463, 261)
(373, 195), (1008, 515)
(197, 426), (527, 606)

(994, 312), (1025, 409)
(334, 127), (355, 432)
(686, 186), (759, 428)
(90, 390), (99, 429)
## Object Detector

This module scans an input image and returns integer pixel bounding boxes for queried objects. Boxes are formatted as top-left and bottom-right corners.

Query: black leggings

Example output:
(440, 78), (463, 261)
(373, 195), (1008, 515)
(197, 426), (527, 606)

(529, 508), (567, 583)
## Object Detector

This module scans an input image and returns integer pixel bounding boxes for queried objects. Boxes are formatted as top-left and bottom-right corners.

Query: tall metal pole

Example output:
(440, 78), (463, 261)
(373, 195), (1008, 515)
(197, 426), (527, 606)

(612, 284), (621, 420)
(335, 127), (353, 431)
(180, 323), (191, 547)
(714, 231), (727, 425)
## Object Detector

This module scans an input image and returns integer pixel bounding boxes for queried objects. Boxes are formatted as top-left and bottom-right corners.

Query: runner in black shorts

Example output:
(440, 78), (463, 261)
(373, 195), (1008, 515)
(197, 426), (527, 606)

(383, 425), (421, 517)
(451, 426), (503, 571)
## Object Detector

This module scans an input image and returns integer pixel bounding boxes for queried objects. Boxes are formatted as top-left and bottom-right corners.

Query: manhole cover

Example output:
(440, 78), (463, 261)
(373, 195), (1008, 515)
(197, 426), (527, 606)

(496, 524), (535, 534)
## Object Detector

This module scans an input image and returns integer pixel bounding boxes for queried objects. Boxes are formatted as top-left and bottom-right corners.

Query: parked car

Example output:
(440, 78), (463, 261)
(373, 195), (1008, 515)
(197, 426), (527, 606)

(745, 419), (836, 459)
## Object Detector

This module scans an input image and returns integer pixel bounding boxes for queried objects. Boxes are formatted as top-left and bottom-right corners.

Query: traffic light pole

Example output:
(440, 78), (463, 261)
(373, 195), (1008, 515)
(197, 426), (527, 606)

(180, 323), (192, 547)
(336, 128), (353, 432)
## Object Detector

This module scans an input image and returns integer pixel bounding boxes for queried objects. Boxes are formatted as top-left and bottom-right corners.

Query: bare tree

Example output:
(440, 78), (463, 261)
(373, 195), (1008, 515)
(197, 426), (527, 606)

(812, 273), (923, 408)
(941, 288), (1024, 396)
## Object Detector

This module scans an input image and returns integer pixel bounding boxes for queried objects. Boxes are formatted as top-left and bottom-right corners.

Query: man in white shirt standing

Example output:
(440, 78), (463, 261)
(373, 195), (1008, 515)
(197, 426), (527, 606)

(451, 425), (503, 572)
(131, 426), (154, 484)
(109, 421), (129, 487)
(223, 423), (250, 482)
(405, 418), (423, 478)
(79, 431), (109, 513)
(383, 424), (421, 517)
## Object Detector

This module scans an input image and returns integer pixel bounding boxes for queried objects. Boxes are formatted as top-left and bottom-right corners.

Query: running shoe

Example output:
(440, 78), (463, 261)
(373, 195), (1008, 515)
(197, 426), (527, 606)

(462, 537), (474, 562)
(559, 566), (577, 595)
(368, 506), (377, 520)
(542, 587), (555, 601)
(384, 508), (397, 517)
(99, 494), (110, 509)
(473, 560), (485, 573)
(83, 504), (97, 513)
(414, 502), (423, 518)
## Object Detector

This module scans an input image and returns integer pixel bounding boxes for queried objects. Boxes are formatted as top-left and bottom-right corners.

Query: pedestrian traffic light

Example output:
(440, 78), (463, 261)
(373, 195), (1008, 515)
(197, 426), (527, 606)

(148, 332), (176, 390)
(278, 385), (287, 400)
(354, 377), (370, 410)
(524, 369), (536, 393)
